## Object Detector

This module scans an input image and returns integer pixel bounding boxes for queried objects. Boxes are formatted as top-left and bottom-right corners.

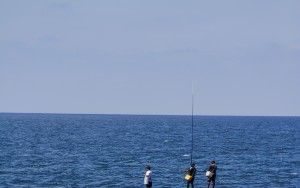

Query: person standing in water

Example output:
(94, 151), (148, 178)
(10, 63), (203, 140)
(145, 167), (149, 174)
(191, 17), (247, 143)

(186, 163), (197, 188)
(207, 160), (217, 188)
(144, 165), (152, 188)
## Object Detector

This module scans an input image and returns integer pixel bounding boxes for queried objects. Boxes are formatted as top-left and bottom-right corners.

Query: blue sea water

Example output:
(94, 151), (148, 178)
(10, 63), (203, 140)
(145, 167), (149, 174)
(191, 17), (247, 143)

(0, 113), (299, 188)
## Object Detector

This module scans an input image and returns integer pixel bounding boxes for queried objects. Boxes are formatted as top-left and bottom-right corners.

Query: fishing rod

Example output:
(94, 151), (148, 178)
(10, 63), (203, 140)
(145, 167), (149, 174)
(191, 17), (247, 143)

(190, 91), (194, 165)
(184, 87), (195, 182)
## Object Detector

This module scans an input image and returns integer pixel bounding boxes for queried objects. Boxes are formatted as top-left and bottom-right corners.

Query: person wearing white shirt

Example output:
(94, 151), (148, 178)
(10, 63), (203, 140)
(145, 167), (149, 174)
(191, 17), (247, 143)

(144, 165), (152, 188)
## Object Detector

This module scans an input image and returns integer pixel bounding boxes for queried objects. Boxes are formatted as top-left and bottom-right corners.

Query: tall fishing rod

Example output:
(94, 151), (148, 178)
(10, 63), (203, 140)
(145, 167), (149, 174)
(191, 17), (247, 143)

(190, 88), (194, 165)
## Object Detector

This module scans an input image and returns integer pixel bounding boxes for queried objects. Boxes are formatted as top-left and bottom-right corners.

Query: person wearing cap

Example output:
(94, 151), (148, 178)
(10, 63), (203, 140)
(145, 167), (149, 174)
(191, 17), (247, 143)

(207, 160), (217, 188)
(186, 163), (197, 188)
(144, 165), (152, 188)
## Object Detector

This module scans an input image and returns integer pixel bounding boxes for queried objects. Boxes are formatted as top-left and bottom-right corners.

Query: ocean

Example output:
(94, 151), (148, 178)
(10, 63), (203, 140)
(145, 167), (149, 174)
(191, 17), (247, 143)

(0, 113), (299, 187)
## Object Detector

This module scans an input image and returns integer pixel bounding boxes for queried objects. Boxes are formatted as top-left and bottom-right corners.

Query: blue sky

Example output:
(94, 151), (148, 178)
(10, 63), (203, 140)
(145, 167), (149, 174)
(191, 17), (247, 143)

(1, 1), (299, 116)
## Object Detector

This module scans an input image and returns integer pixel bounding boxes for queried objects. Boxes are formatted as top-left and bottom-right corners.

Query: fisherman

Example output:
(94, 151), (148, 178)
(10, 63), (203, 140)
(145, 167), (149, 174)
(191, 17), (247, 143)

(185, 162), (196, 188)
(207, 160), (217, 188)
(144, 165), (152, 188)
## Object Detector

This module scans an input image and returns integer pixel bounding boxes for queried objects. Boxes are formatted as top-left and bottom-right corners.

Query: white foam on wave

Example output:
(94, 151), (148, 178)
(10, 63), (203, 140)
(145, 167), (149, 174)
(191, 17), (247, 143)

(183, 154), (190, 157)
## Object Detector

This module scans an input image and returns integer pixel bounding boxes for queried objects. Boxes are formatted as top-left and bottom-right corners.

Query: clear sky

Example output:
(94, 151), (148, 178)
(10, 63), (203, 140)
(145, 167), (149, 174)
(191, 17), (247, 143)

(1, 1), (299, 116)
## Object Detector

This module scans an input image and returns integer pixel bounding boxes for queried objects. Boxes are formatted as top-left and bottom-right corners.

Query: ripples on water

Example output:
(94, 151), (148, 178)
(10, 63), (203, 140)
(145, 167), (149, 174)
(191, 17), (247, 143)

(0, 113), (299, 187)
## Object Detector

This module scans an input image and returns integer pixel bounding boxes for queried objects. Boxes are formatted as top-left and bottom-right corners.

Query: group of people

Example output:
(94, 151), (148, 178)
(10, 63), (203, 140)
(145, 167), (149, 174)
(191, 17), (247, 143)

(143, 160), (217, 188)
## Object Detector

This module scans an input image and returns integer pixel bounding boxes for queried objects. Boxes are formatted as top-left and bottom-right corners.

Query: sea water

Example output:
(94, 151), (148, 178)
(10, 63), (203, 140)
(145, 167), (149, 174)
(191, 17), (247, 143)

(0, 113), (299, 187)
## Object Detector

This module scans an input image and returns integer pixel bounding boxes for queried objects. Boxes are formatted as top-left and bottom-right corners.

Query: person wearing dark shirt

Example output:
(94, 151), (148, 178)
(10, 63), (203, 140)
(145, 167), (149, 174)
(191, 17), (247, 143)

(207, 160), (217, 188)
(186, 163), (196, 188)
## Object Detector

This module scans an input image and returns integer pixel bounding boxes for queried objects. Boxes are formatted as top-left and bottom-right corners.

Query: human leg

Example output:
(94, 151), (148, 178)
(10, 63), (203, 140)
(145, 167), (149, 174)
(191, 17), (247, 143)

(207, 178), (212, 188)
(187, 182), (190, 188)
(211, 180), (215, 188)
(211, 176), (216, 188)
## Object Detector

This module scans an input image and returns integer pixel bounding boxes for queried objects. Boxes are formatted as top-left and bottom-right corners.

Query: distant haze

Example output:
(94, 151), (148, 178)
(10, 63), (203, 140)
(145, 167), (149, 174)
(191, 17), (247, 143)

(1, 1), (299, 116)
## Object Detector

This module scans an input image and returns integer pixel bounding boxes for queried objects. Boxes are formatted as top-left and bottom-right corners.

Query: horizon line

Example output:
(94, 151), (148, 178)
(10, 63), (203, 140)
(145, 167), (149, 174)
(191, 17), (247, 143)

(0, 111), (299, 118)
